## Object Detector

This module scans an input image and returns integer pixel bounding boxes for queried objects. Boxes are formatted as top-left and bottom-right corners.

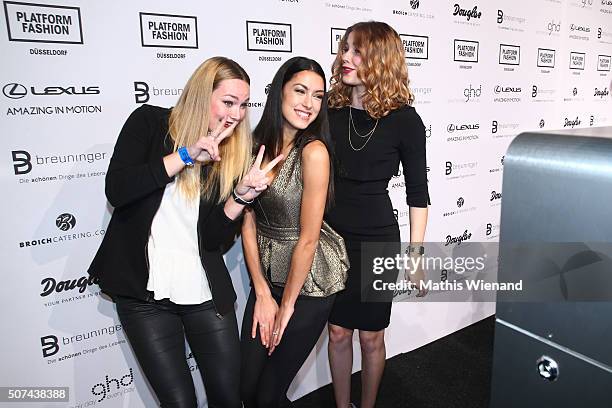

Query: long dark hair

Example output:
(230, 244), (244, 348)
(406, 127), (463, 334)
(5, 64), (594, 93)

(254, 56), (335, 207)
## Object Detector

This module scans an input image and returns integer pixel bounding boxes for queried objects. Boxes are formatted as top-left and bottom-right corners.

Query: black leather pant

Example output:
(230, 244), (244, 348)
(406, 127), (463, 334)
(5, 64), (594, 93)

(240, 287), (335, 408)
(115, 295), (241, 408)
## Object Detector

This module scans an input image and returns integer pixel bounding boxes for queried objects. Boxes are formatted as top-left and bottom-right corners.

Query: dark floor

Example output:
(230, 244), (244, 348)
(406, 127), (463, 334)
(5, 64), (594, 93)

(293, 316), (495, 408)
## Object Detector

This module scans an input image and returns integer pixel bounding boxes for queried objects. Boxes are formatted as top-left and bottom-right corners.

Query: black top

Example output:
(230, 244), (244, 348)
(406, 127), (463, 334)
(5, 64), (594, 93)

(326, 105), (429, 238)
(88, 104), (241, 316)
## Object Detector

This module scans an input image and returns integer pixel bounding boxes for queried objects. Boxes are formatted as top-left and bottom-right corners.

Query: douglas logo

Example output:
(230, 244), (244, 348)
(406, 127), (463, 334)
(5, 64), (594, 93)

(564, 117), (581, 128)
(452, 4), (482, 21)
(445, 230), (472, 246)
(40, 275), (99, 297)
(594, 87), (610, 98)
(490, 190), (502, 201)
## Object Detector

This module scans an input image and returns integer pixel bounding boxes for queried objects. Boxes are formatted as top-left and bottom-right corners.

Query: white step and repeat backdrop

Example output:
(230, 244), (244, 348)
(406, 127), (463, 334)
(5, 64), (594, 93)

(1, 0), (611, 406)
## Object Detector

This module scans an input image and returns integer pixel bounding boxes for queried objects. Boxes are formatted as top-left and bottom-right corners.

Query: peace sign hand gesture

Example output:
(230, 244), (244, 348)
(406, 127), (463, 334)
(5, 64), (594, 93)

(186, 116), (238, 164)
(235, 145), (284, 202)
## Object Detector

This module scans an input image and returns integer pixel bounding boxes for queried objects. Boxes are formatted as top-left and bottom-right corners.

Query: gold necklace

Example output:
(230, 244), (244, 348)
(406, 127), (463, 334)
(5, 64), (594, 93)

(348, 106), (379, 151)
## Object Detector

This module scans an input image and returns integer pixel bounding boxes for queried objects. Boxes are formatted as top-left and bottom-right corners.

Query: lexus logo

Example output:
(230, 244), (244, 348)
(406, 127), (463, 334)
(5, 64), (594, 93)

(3, 83), (27, 99)
(56, 213), (77, 231)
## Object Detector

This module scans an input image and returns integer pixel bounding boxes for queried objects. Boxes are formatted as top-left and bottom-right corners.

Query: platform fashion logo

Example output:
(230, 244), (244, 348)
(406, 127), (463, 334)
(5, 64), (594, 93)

(139, 12), (197, 49)
(569, 52), (586, 70)
(401, 34), (428, 60)
(3, 1), (83, 44)
(454, 39), (479, 63)
(537, 48), (556, 68)
(330, 27), (346, 54)
(247, 21), (292, 52)
(598, 55), (611, 71)
(499, 44), (520, 65)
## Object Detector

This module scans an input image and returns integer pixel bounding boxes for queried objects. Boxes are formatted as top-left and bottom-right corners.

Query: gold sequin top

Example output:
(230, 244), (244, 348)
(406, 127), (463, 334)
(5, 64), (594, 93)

(254, 146), (349, 297)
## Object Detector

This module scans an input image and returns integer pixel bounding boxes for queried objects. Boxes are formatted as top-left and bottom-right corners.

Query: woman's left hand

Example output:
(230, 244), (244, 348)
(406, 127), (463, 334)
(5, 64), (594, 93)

(268, 303), (295, 355)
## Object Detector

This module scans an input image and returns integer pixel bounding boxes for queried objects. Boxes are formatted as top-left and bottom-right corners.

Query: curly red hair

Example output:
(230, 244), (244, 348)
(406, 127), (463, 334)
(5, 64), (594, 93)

(328, 21), (414, 119)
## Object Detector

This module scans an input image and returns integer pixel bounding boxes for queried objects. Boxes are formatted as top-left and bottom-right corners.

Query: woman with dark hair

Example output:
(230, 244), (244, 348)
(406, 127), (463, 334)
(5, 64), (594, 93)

(240, 56), (349, 407)
(326, 22), (430, 408)
(89, 57), (283, 408)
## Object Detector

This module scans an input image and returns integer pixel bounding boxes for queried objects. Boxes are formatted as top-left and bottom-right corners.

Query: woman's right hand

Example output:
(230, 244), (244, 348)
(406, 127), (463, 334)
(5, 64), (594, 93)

(252, 294), (279, 348)
(235, 145), (284, 202)
(186, 115), (238, 164)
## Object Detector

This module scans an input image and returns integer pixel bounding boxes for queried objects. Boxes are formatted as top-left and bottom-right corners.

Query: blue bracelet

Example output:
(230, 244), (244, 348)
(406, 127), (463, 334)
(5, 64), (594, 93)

(178, 146), (194, 166)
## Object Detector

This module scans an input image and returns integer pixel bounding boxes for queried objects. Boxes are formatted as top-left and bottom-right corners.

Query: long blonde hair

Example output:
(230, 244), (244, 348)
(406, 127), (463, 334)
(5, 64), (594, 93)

(169, 57), (252, 203)
(328, 21), (414, 119)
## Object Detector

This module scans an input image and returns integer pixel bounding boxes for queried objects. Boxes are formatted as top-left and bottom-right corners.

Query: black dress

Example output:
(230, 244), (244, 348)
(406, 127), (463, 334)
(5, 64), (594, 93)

(326, 105), (429, 331)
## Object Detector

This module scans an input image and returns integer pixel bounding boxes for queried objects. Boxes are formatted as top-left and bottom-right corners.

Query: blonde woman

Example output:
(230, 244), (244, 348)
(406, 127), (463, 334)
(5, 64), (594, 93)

(325, 22), (430, 408)
(89, 57), (282, 408)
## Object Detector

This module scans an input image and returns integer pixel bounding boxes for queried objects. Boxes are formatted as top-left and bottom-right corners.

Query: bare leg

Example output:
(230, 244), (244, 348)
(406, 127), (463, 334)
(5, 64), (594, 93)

(358, 329), (386, 408)
(328, 323), (354, 407)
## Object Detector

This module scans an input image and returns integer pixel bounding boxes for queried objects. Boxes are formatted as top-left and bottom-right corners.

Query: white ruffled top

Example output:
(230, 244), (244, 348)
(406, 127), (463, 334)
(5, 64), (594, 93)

(146, 180), (212, 304)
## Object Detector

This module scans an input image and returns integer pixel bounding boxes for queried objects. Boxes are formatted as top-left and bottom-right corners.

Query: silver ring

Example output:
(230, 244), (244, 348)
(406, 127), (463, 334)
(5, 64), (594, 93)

(272, 331), (279, 336)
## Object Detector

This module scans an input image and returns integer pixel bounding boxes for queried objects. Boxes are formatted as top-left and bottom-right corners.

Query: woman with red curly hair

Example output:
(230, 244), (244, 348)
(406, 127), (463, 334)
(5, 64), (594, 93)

(326, 21), (430, 408)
